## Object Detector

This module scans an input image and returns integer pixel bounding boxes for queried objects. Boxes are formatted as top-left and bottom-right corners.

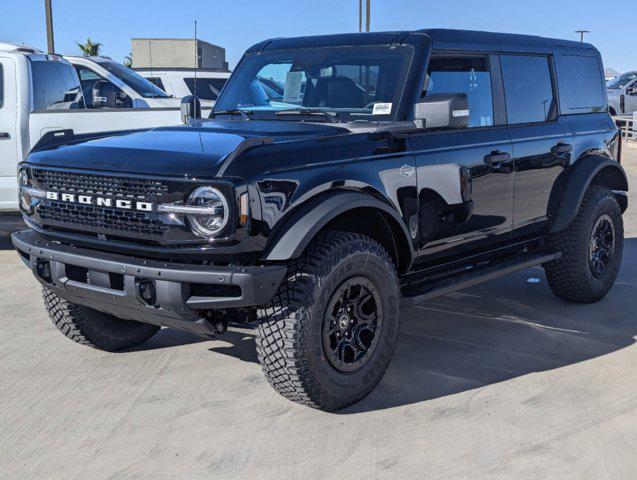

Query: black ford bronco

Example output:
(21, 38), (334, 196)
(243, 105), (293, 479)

(14, 29), (628, 411)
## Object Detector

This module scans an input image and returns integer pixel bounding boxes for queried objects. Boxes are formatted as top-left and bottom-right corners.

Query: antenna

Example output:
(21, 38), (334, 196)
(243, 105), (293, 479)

(193, 20), (198, 98)
(148, 39), (153, 79)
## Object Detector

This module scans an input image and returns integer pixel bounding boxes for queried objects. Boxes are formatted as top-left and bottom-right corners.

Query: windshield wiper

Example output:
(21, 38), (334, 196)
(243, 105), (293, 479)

(212, 109), (253, 121)
(275, 109), (339, 123)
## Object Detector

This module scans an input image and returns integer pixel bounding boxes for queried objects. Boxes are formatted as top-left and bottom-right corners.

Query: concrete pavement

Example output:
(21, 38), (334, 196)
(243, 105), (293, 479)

(0, 150), (636, 479)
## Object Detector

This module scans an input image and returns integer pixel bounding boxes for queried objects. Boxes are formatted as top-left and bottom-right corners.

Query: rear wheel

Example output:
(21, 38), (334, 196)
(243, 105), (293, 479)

(544, 185), (623, 303)
(256, 231), (401, 411)
(42, 287), (159, 351)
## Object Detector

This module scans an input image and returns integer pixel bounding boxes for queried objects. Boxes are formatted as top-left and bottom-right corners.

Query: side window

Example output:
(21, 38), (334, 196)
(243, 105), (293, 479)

(500, 55), (556, 124)
(184, 78), (228, 101)
(146, 77), (165, 90)
(560, 55), (605, 110)
(74, 65), (131, 109)
(425, 56), (494, 128)
(0, 63), (3, 109)
(31, 61), (82, 111)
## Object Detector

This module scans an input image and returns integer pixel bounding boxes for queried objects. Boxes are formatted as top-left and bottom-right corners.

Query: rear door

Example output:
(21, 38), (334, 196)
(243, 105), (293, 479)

(0, 55), (19, 209)
(410, 53), (514, 256)
(501, 54), (573, 233)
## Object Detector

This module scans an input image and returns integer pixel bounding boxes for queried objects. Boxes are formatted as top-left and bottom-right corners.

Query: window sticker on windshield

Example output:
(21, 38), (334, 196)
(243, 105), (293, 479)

(372, 102), (392, 115)
(283, 71), (303, 103)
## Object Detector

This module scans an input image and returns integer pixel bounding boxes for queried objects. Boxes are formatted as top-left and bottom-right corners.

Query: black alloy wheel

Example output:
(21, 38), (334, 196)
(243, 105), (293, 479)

(322, 276), (382, 373)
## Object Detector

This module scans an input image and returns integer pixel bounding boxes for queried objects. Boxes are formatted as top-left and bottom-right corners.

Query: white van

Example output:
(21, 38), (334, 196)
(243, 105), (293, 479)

(136, 68), (230, 109)
(0, 44), (187, 211)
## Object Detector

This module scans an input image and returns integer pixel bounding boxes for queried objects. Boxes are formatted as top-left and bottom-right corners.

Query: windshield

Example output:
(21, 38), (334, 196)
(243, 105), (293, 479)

(214, 45), (413, 121)
(607, 72), (637, 90)
(97, 60), (170, 98)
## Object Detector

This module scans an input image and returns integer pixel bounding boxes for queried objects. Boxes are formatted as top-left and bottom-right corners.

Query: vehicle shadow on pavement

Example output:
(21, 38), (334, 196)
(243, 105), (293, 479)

(343, 238), (637, 414)
(0, 214), (25, 250)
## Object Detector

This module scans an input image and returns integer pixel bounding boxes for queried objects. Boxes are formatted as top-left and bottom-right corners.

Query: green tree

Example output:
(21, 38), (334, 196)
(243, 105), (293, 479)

(76, 38), (102, 57)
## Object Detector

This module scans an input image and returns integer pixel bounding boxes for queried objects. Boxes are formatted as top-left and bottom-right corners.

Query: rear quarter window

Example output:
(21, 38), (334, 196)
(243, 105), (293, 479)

(559, 55), (605, 111)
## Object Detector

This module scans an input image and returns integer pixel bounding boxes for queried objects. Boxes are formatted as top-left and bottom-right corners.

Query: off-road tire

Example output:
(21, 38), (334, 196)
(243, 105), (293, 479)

(544, 185), (623, 303)
(42, 287), (160, 351)
(256, 231), (401, 411)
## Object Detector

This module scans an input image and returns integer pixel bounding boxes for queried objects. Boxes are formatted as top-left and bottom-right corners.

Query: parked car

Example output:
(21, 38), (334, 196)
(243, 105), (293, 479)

(607, 71), (637, 116)
(136, 68), (230, 109)
(14, 30), (627, 411)
(0, 43), (191, 211)
(63, 55), (181, 109)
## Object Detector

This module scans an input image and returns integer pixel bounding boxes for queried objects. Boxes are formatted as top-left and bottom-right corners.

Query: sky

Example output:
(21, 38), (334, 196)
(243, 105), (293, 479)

(1, 0), (634, 73)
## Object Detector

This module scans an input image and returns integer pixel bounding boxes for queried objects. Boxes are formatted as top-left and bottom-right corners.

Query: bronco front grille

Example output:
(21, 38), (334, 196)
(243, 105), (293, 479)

(38, 201), (169, 236)
(31, 169), (171, 238)
(32, 169), (169, 199)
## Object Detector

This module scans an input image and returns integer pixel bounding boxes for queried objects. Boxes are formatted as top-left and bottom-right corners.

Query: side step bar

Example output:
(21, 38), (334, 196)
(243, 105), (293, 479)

(400, 252), (559, 307)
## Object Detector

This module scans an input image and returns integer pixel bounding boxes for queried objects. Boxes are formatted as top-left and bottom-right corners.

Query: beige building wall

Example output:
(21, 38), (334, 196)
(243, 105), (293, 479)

(131, 38), (227, 70)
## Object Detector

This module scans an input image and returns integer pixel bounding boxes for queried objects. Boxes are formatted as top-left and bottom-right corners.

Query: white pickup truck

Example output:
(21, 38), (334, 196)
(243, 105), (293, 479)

(0, 43), (188, 211)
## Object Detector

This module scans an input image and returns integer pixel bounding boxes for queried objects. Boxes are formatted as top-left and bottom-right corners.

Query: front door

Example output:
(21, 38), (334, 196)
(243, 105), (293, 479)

(410, 53), (514, 257)
(0, 55), (18, 210)
(625, 79), (637, 114)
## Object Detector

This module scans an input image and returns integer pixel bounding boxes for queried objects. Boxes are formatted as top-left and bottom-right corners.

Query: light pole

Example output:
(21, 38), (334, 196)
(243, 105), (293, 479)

(44, 0), (55, 53)
(359, 0), (371, 32)
(575, 30), (590, 42)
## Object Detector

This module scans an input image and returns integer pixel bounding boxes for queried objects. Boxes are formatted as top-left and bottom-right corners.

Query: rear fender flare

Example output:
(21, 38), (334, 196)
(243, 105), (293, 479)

(549, 156), (628, 233)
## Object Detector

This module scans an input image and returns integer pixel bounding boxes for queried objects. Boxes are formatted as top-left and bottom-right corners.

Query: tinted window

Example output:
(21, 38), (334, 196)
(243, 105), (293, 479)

(31, 61), (82, 110)
(607, 72), (637, 90)
(426, 56), (494, 128)
(501, 55), (555, 124)
(561, 55), (604, 109)
(146, 77), (165, 90)
(0, 64), (3, 109)
(97, 59), (169, 98)
(74, 65), (132, 108)
(184, 78), (227, 100)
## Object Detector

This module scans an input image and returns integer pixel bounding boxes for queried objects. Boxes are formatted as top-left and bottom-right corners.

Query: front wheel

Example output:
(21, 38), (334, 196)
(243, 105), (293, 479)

(43, 288), (160, 351)
(256, 231), (401, 411)
(544, 185), (624, 303)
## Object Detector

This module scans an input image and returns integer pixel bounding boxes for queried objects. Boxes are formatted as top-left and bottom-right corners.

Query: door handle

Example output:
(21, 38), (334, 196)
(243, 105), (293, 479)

(552, 143), (573, 155)
(484, 151), (511, 166)
(0, 132), (10, 140)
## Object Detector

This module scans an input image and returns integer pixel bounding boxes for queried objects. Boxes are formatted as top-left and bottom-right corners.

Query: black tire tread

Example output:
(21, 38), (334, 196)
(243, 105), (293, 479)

(544, 185), (623, 303)
(42, 287), (159, 351)
(256, 231), (398, 411)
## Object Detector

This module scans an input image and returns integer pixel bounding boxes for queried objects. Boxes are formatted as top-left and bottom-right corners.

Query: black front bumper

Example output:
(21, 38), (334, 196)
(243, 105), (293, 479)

(12, 230), (286, 336)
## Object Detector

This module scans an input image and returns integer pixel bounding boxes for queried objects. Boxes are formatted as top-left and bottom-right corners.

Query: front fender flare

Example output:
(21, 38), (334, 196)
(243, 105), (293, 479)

(549, 156), (628, 233)
(263, 191), (414, 268)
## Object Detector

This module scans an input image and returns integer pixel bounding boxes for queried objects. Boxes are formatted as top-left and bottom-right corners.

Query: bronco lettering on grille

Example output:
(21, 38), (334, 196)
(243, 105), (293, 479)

(45, 191), (153, 212)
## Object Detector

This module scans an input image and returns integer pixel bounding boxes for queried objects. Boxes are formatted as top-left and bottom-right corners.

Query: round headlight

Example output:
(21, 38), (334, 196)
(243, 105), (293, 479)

(18, 169), (31, 212)
(186, 186), (229, 238)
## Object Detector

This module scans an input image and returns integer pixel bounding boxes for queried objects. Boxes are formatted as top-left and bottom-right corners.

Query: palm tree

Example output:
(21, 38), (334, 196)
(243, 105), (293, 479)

(123, 53), (133, 68)
(76, 38), (102, 57)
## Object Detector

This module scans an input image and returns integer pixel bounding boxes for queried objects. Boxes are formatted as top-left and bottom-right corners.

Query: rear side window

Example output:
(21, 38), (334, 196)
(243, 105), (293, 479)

(560, 55), (605, 110)
(31, 61), (82, 111)
(500, 55), (556, 124)
(0, 64), (3, 109)
(184, 78), (227, 100)
(425, 56), (494, 128)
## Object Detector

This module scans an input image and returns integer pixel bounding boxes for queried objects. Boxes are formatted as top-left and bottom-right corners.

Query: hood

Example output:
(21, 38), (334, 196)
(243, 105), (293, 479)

(26, 120), (350, 178)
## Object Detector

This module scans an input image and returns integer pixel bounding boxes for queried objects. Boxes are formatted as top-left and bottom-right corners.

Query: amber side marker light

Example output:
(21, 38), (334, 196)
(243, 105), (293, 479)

(239, 193), (249, 225)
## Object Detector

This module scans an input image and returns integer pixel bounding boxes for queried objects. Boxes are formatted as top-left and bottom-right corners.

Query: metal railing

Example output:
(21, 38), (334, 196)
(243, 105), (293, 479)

(613, 115), (637, 144)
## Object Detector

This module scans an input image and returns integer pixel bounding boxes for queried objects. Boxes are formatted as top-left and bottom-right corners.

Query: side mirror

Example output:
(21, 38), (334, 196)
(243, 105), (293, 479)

(92, 80), (116, 108)
(627, 86), (637, 96)
(181, 95), (201, 124)
(414, 93), (469, 130)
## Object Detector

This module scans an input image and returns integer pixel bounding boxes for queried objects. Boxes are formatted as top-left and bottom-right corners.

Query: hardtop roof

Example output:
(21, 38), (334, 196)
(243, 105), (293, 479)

(248, 28), (596, 54)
